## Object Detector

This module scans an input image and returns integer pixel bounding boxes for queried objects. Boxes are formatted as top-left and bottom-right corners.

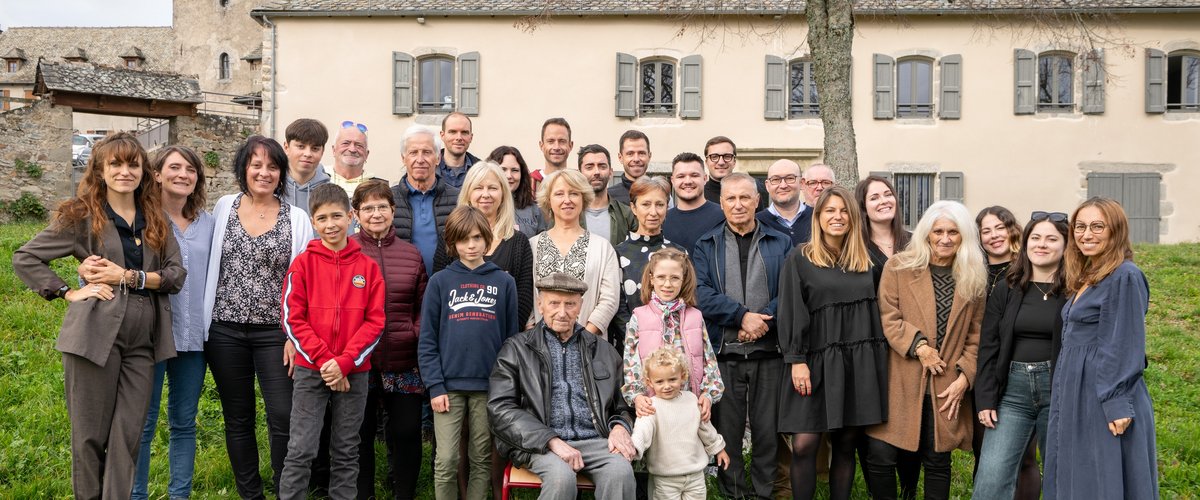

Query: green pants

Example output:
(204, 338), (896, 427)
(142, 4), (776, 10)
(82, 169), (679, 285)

(433, 391), (492, 500)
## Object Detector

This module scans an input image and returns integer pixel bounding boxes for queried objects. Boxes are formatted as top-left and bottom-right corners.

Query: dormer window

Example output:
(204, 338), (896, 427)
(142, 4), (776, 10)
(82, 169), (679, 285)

(2, 48), (26, 73)
(63, 47), (89, 63)
(124, 58), (140, 69)
(6, 60), (18, 73)
(120, 46), (145, 70)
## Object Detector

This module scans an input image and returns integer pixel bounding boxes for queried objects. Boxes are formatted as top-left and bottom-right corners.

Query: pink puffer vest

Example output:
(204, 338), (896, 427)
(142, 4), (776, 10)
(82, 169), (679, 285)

(632, 304), (707, 397)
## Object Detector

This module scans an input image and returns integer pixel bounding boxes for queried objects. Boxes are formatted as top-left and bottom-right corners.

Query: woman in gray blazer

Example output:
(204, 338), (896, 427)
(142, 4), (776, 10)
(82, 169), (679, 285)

(13, 132), (185, 499)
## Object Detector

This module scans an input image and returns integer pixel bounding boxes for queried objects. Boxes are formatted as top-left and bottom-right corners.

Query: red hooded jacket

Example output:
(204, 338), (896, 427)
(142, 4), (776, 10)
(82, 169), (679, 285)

(283, 237), (386, 376)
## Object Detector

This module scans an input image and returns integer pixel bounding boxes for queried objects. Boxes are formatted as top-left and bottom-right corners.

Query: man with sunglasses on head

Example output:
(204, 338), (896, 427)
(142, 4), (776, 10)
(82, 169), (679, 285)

(436, 112), (479, 189)
(328, 120), (373, 196)
(701, 136), (769, 211)
(756, 159), (811, 248)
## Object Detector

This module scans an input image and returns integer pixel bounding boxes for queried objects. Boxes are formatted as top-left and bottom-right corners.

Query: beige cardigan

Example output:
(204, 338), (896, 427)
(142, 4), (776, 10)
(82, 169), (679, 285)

(529, 231), (621, 332)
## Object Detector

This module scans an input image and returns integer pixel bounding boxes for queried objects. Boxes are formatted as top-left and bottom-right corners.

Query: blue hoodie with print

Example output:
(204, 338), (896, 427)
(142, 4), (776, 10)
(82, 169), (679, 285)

(418, 260), (519, 398)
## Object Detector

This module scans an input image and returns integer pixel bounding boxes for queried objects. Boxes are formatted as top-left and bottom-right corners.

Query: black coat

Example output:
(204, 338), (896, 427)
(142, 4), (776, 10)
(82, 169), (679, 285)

(974, 280), (1065, 411)
(488, 322), (634, 467)
(390, 176), (461, 242)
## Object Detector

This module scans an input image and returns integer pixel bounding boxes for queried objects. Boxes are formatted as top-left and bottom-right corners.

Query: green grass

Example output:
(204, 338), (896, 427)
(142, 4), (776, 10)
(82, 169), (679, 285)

(2, 221), (1197, 498)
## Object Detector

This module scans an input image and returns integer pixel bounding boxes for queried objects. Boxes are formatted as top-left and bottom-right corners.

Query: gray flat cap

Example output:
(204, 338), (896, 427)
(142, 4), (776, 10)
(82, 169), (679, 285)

(536, 272), (588, 295)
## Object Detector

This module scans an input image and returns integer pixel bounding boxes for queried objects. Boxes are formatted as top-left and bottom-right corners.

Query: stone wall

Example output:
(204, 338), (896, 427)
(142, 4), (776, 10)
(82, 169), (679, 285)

(0, 100), (73, 221)
(169, 113), (261, 204)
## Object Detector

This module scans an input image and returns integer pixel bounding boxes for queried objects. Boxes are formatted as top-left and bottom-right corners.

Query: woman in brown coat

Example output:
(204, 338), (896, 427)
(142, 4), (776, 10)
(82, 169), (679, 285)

(864, 200), (986, 500)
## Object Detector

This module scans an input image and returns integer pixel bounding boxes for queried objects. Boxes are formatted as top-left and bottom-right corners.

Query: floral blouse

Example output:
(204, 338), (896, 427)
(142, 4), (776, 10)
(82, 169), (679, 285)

(212, 195), (293, 325)
(621, 312), (724, 405)
(535, 230), (589, 282)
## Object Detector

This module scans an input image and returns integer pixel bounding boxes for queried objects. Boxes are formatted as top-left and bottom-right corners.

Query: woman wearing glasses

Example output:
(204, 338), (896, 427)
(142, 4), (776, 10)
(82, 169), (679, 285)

(972, 211), (1069, 499)
(1043, 198), (1159, 499)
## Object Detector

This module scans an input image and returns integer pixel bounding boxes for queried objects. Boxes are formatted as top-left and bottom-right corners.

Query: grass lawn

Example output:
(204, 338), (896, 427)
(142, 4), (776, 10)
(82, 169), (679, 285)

(1, 221), (1197, 499)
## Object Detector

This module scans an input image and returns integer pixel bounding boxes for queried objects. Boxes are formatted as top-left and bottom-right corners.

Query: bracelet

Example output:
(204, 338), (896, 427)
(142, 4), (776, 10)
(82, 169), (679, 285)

(138, 270), (146, 290)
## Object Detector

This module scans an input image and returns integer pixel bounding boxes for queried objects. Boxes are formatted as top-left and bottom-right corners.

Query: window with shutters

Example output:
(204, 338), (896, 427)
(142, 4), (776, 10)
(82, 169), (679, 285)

(1038, 52), (1074, 112)
(1167, 51), (1200, 111)
(218, 53), (230, 80)
(897, 58), (934, 117)
(418, 55), (455, 113)
(640, 59), (676, 116)
(789, 59), (819, 118)
(894, 173), (935, 228)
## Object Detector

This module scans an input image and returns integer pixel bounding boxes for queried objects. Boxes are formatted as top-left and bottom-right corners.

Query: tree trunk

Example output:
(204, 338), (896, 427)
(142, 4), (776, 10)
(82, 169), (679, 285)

(806, 0), (859, 186)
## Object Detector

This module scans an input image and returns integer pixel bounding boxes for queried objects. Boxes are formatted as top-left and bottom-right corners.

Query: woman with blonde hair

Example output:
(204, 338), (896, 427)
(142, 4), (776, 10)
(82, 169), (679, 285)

(530, 169), (621, 337)
(13, 132), (185, 499)
(1043, 197), (1158, 498)
(864, 200), (986, 500)
(778, 187), (890, 500)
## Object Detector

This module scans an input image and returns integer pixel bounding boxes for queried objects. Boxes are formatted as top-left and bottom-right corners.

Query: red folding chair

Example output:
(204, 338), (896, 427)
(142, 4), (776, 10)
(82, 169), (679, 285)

(500, 462), (595, 500)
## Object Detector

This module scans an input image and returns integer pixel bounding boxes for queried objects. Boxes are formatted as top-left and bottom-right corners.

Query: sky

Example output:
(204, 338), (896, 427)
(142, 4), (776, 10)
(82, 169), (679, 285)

(0, 0), (172, 29)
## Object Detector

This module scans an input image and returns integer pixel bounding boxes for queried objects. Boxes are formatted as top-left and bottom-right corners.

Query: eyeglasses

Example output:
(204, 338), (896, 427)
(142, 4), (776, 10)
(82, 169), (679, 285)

(651, 275), (683, 285)
(1073, 222), (1107, 234)
(804, 179), (834, 188)
(1030, 211), (1068, 223)
(706, 153), (736, 163)
(341, 120), (368, 133)
(766, 175), (799, 187)
(356, 204), (392, 215)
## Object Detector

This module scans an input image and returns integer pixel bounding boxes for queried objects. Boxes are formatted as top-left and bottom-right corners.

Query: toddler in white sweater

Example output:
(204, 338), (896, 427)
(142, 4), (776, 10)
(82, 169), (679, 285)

(630, 347), (730, 500)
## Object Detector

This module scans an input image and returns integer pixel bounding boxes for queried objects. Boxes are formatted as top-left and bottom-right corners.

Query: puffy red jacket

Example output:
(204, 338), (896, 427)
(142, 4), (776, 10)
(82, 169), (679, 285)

(283, 237), (385, 376)
(354, 227), (428, 373)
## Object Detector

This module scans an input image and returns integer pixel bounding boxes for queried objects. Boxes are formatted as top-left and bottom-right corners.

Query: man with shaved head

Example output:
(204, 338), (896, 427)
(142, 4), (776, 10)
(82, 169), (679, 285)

(755, 159), (810, 247)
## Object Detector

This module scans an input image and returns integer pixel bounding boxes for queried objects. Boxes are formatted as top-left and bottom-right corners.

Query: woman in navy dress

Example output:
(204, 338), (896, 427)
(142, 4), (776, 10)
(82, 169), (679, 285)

(1044, 197), (1158, 499)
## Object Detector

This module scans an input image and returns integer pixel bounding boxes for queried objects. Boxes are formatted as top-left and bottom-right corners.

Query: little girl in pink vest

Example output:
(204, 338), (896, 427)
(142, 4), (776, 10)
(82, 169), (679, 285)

(621, 247), (724, 420)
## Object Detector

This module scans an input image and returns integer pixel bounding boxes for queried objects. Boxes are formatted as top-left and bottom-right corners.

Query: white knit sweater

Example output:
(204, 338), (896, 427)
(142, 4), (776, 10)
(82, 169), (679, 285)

(630, 391), (726, 476)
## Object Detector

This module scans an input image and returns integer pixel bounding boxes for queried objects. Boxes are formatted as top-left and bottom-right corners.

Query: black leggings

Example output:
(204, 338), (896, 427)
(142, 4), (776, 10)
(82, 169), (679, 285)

(791, 427), (862, 500)
(358, 387), (424, 500)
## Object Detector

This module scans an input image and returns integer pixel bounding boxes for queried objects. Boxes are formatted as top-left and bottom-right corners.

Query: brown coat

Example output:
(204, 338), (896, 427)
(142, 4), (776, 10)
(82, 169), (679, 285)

(866, 258), (984, 453)
(13, 216), (185, 366)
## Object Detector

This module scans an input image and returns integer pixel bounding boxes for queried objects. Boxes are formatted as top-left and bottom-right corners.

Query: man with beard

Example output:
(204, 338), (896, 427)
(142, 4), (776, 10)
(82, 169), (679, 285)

(577, 144), (637, 249)
(329, 121), (373, 195)
(435, 112), (480, 189)
(662, 153), (725, 253)
(755, 159), (811, 247)
(607, 130), (651, 206)
(701, 136), (768, 211)
(531, 117), (574, 194)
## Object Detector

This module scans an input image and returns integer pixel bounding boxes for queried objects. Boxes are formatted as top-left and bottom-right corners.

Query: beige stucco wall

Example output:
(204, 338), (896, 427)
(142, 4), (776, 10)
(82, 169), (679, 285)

(266, 13), (1200, 243)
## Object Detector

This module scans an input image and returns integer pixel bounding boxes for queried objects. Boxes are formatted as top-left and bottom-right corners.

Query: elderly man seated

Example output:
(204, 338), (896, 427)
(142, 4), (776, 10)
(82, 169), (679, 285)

(488, 273), (637, 500)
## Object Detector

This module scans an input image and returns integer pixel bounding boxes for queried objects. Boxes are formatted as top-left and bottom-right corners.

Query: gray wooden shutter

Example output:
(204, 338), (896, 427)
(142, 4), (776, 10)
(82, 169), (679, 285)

(1014, 49), (1036, 115)
(680, 55), (702, 119)
(868, 170), (893, 184)
(940, 171), (964, 202)
(764, 55), (787, 120)
(457, 51), (480, 116)
(873, 54), (895, 119)
(392, 51), (413, 116)
(1123, 173), (1161, 243)
(615, 52), (636, 118)
(1145, 48), (1166, 114)
(939, 54), (962, 119)
(1082, 50), (1105, 114)
(1086, 172), (1123, 199)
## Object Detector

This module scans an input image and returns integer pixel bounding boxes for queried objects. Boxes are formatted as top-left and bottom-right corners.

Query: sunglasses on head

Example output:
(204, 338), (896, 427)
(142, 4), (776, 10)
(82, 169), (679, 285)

(341, 120), (368, 133)
(1030, 211), (1068, 223)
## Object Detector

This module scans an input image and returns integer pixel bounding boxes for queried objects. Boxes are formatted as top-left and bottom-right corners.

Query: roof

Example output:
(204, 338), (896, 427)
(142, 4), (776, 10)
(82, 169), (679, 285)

(36, 61), (203, 103)
(63, 47), (88, 60)
(250, 0), (1200, 17)
(2, 48), (26, 60)
(0, 27), (173, 85)
(119, 46), (145, 59)
(242, 44), (263, 61)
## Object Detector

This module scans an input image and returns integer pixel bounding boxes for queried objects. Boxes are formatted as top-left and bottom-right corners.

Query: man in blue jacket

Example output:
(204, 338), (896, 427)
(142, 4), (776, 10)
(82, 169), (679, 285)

(692, 172), (792, 500)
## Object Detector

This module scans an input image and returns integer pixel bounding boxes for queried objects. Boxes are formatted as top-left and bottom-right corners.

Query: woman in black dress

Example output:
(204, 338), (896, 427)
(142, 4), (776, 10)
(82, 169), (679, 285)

(778, 187), (889, 500)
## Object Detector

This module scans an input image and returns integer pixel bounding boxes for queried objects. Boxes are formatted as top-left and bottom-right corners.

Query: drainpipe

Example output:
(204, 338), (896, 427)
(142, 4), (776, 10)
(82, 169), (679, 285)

(263, 15), (278, 138)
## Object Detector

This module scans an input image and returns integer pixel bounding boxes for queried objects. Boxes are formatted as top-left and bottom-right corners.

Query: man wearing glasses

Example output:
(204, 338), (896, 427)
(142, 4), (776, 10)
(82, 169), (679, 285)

(756, 159), (811, 247)
(701, 136), (768, 211)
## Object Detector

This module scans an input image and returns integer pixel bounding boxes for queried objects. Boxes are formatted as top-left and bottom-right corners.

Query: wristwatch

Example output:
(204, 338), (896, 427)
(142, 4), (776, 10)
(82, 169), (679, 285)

(55, 285), (70, 299)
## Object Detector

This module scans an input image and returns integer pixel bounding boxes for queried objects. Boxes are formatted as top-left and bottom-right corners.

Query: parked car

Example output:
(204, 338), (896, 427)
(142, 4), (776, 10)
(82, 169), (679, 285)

(72, 133), (107, 165)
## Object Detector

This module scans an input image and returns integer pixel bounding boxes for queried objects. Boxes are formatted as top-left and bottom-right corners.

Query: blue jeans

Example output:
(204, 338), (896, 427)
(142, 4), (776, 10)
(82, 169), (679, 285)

(972, 360), (1051, 500)
(131, 351), (207, 500)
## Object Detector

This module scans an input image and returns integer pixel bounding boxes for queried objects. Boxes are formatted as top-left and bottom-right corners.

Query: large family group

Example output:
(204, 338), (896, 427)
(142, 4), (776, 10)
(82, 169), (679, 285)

(13, 112), (1158, 500)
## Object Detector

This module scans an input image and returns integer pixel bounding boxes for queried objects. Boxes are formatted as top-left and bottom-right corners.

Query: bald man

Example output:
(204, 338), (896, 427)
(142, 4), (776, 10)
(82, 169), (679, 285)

(755, 159), (811, 247)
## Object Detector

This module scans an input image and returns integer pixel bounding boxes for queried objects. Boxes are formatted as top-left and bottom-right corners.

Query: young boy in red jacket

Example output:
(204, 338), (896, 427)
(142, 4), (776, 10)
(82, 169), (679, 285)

(278, 184), (385, 499)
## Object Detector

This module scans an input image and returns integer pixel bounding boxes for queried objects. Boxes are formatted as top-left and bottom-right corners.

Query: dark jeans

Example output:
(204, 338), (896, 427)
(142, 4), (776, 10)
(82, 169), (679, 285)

(864, 399), (953, 500)
(132, 351), (207, 500)
(279, 369), (370, 500)
(713, 356), (780, 500)
(206, 321), (293, 499)
(359, 387), (424, 500)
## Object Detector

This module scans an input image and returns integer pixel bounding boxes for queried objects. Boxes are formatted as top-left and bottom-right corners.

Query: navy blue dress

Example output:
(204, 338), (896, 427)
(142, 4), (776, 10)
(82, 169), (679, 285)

(1044, 261), (1158, 499)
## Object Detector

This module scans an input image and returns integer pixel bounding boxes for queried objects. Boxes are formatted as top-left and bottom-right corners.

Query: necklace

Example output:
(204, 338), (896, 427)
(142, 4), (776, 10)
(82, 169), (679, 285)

(1031, 281), (1052, 301)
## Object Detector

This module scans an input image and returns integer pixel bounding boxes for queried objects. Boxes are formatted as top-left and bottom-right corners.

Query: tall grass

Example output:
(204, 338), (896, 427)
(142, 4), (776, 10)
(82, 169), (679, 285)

(2, 222), (1196, 498)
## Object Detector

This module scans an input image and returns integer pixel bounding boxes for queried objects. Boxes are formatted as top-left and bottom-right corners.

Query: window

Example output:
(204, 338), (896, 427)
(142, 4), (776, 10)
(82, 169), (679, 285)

(218, 53), (230, 80)
(418, 56), (455, 113)
(789, 59), (819, 118)
(124, 58), (139, 69)
(6, 60), (17, 73)
(1167, 52), (1199, 111)
(1038, 53), (1074, 112)
(640, 59), (676, 116)
(896, 58), (933, 117)
(894, 173), (935, 228)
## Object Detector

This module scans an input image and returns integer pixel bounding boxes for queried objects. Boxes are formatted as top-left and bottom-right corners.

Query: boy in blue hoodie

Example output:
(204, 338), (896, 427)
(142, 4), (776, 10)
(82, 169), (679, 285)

(419, 205), (519, 500)
(278, 184), (385, 500)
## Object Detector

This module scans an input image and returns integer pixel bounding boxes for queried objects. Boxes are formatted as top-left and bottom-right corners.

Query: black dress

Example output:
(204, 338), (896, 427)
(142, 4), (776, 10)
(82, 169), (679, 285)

(777, 250), (890, 433)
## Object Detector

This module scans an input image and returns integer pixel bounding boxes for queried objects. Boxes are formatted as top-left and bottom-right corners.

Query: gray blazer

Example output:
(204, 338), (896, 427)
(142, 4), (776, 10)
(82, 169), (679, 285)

(13, 217), (186, 366)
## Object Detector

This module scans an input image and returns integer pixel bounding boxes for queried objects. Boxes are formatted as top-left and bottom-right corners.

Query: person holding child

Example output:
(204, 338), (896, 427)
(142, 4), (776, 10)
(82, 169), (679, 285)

(629, 347), (730, 500)
(277, 184), (386, 499)
(420, 206), (520, 500)
(777, 187), (890, 500)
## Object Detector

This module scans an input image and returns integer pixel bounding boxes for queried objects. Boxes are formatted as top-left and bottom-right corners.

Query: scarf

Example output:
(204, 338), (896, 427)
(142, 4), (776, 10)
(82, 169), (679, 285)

(649, 292), (686, 347)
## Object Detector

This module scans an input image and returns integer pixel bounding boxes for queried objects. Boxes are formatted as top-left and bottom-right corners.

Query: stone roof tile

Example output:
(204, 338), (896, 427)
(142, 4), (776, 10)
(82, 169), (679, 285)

(0, 27), (173, 85)
(120, 46), (146, 59)
(36, 61), (203, 103)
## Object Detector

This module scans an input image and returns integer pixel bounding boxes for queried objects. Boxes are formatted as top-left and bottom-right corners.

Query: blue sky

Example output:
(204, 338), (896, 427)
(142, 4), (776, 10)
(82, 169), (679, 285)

(0, 0), (172, 29)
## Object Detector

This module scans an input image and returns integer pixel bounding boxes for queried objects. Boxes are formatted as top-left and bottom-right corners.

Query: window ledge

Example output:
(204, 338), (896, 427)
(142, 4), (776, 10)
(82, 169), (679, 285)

(631, 116), (684, 126)
(1164, 111), (1200, 121)
(1032, 112), (1084, 122)
(895, 117), (936, 126)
